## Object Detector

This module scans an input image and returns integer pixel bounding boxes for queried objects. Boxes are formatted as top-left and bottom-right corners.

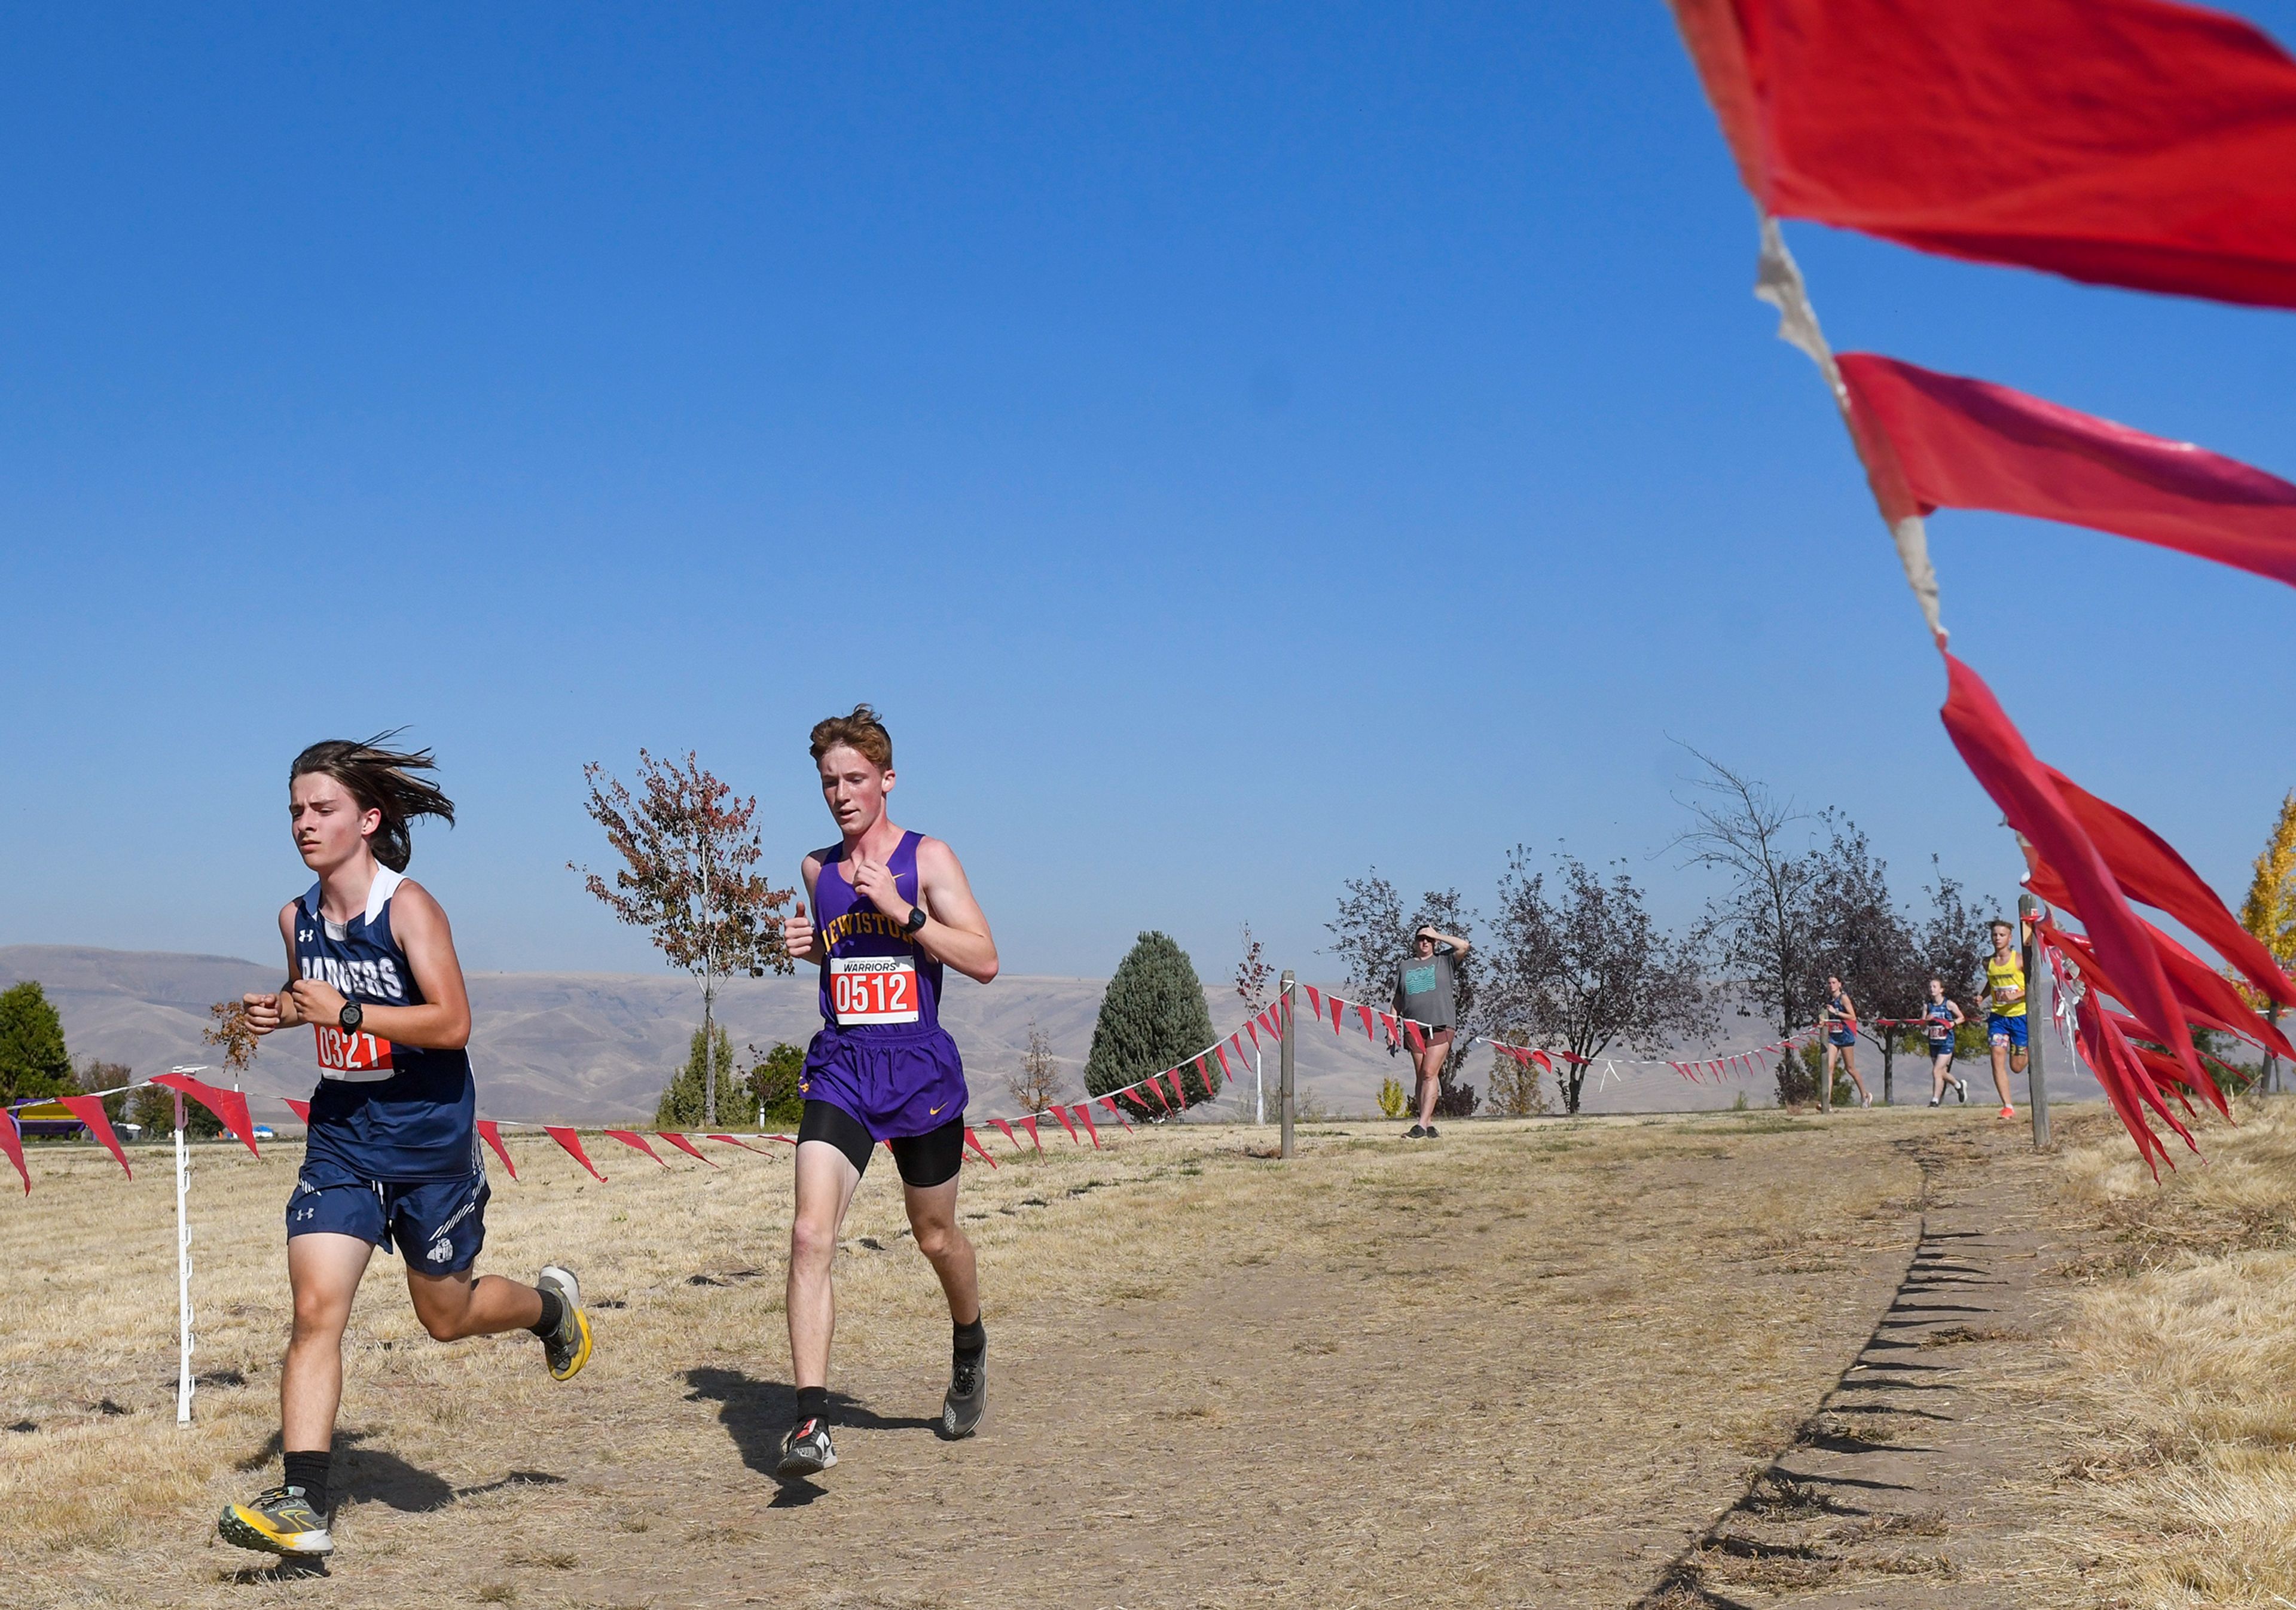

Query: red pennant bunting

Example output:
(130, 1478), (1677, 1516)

(477, 1119), (518, 1180)
(1145, 1074), (1171, 1111)
(0, 1110), (26, 1194)
(1048, 1106), (1080, 1144)
(604, 1129), (668, 1168)
(1330, 997), (1345, 1035)
(991, 1117), (1021, 1151)
(56, 1095), (131, 1178)
(963, 1127), (997, 1168)
(149, 1073), (259, 1155)
(1073, 1104), (1101, 1148)
(657, 1131), (718, 1168)
(705, 1132), (780, 1155)
(1019, 1116), (1042, 1151)
(1245, 1017), (1259, 1052)
(1532, 1050), (1552, 1073)
(1211, 1047), (1228, 1086)
(283, 1096), (312, 1125)
(1097, 1095), (1136, 1131)
(545, 1126), (607, 1181)
(1405, 1020), (1425, 1053)
(1303, 984), (1322, 1019)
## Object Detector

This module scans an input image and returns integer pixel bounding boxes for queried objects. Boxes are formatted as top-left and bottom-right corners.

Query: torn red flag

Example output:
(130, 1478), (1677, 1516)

(1939, 653), (2205, 1116)
(603, 1130), (668, 1168)
(545, 1126), (607, 1181)
(477, 1119), (518, 1180)
(1669, 0), (2296, 310)
(150, 1073), (258, 1155)
(657, 1132), (718, 1168)
(54, 1095), (130, 1178)
(1839, 355), (2296, 595)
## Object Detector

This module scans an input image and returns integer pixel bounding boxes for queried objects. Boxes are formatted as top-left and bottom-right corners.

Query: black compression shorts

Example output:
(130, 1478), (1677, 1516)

(796, 1099), (965, 1189)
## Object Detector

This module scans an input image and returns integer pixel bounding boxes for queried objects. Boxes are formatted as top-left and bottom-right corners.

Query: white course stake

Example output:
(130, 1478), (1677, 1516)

(173, 1079), (195, 1425)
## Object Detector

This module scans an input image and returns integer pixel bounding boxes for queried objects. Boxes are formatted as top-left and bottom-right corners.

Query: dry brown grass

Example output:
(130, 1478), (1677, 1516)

(0, 1109), (1946, 1607)
(2051, 1096), (2296, 1609)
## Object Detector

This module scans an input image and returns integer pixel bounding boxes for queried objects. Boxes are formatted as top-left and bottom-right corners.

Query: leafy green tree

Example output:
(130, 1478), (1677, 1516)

(0, 982), (72, 1104)
(1084, 932), (1218, 1119)
(128, 1082), (223, 1139)
(75, 1060), (133, 1125)
(744, 1041), (807, 1129)
(655, 1023), (735, 1129)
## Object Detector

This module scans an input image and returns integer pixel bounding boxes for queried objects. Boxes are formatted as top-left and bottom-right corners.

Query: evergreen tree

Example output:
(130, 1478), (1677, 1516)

(0, 982), (72, 1104)
(1084, 932), (1218, 1118)
(655, 1022), (735, 1129)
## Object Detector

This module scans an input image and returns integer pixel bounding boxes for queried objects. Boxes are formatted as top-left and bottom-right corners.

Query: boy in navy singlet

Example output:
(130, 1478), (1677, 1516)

(773, 705), (1001, 1480)
(218, 738), (593, 1561)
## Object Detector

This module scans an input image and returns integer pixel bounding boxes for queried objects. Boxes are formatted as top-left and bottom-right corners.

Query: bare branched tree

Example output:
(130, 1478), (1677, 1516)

(1486, 849), (1713, 1113)
(1004, 1019), (1066, 1115)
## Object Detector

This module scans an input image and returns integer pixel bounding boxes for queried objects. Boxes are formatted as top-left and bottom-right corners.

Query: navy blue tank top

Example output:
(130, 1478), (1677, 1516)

(812, 831), (944, 1034)
(1923, 999), (1957, 1045)
(294, 867), (478, 1181)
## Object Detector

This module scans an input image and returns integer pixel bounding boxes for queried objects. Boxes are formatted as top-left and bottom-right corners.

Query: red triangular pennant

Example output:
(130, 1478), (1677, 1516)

(1019, 1116), (1042, 1151)
(0, 1110), (26, 1194)
(1073, 1104), (1101, 1148)
(963, 1127), (998, 1168)
(282, 1096), (312, 1125)
(657, 1131), (718, 1168)
(545, 1126), (607, 1181)
(706, 1132), (781, 1156)
(57, 1095), (130, 1178)
(991, 1117), (1021, 1151)
(477, 1119), (518, 1180)
(1049, 1106), (1080, 1144)
(1097, 1095), (1136, 1131)
(1303, 985), (1322, 1019)
(150, 1073), (258, 1154)
(603, 1129), (668, 1168)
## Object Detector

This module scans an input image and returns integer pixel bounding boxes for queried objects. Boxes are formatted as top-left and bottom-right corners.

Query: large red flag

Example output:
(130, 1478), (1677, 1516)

(149, 1073), (259, 1155)
(657, 1131), (718, 1168)
(1838, 355), (2296, 595)
(477, 1119), (518, 1180)
(0, 1111), (26, 1193)
(545, 1126), (607, 1181)
(1669, 0), (2296, 310)
(57, 1095), (131, 1178)
(1938, 652), (2205, 1116)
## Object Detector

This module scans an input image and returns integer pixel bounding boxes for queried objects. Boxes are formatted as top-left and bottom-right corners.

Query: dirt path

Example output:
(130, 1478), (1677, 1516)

(1642, 1122), (2087, 1608)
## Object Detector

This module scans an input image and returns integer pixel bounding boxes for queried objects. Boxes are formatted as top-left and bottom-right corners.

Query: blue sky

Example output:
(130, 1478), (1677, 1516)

(6, 2), (2294, 986)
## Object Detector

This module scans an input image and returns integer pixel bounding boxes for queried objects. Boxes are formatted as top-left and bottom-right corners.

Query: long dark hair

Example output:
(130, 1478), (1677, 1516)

(290, 732), (454, 872)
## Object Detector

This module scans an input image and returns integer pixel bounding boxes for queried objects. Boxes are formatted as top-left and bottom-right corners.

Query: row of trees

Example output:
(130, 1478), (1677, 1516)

(1326, 749), (1996, 1112)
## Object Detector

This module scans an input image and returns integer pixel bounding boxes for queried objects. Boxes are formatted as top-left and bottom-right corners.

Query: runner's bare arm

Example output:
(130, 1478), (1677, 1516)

(1426, 929), (1471, 957)
(243, 902), (302, 1034)
(783, 857), (825, 964)
(283, 879), (472, 1050)
(911, 838), (998, 984)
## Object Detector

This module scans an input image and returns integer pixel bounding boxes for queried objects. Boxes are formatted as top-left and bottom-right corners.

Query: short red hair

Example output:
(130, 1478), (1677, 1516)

(810, 704), (892, 769)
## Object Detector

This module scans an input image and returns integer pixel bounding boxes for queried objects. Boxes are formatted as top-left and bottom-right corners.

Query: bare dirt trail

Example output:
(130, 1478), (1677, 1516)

(4, 1110), (2088, 1610)
(1644, 1122), (2090, 1608)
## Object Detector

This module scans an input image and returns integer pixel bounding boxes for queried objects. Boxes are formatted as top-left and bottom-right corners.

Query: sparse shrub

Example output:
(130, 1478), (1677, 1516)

(1376, 1076), (1408, 1119)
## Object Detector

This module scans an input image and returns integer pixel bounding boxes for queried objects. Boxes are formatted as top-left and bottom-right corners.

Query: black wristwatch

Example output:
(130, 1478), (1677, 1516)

(901, 904), (928, 936)
(338, 1000), (364, 1033)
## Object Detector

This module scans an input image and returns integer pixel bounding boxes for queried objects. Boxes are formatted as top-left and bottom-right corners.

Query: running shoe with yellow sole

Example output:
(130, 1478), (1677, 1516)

(538, 1264), (593, 1382)
(218, 1484), (333, 1557)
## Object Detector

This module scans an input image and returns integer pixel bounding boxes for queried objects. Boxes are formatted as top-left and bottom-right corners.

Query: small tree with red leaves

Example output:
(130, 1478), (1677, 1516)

(573, 750), (796, 1126)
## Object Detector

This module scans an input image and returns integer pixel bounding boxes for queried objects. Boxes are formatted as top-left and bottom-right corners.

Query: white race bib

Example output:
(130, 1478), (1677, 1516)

(830, 955), (920, 1026)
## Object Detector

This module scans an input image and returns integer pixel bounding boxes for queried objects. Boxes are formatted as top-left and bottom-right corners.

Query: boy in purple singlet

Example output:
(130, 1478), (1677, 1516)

(773, 705), (1000, 1480)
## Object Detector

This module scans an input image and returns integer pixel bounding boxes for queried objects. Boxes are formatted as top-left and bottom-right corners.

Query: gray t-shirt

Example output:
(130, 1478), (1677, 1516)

(1393, 949), (1457, 1031)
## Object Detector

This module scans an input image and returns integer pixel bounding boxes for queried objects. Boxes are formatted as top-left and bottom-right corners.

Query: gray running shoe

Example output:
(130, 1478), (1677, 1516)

(218, 1484), (334, 1557)
(537, 1265), (593, 1382)
(942, 1340), (987, 1440)
(777, 1417), (837, 1479)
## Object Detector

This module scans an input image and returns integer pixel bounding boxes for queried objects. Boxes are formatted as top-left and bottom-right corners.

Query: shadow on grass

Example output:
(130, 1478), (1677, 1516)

(232, 1429), (564, 1513)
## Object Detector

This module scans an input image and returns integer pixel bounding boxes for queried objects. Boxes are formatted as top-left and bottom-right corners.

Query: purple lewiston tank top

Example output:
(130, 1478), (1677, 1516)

(813, 830), (944, 1034)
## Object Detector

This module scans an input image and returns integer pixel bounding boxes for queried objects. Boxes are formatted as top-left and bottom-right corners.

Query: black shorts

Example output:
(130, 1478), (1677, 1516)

(797, 1099), (964, 1189)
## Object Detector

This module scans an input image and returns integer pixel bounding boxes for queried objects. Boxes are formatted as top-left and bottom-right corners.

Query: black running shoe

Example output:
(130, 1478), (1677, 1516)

(1423, 1123), (1440, 1139)
(775, 1417), (836, 1480)
(1403, 1125), (1425, 1139)
(942, 1340), (987, 1439)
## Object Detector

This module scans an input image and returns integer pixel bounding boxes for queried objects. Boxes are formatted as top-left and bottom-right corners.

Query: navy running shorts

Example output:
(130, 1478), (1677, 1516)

(1988, 1014), (2029, 1049)
(1828, 1028), (1856, 1048)
(286, 1156), (490, 1275)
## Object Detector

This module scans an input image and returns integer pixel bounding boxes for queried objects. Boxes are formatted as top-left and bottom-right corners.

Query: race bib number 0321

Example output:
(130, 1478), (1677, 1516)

(831, 955), (919, 1026)
(314, 1024), (395, 1079)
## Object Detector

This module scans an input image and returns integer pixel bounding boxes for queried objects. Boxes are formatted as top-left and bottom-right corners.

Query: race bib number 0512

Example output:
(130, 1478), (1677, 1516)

(314, 1024), (395, 1079)
(831, 955), (919, 1026)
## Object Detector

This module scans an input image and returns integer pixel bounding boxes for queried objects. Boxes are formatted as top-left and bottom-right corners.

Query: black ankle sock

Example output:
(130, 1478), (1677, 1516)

(282, 1449), (331, 1517)
(529, 1286), (564, 1339)
(796, 1385), (829, 1424)
(952, 1316), (986, 1358)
